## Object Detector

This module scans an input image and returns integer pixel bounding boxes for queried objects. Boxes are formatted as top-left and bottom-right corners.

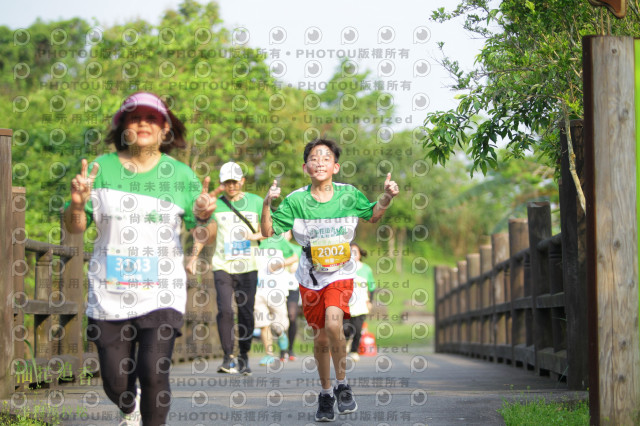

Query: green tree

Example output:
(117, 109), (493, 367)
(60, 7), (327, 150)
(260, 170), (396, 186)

(2, 1), (408, 248)
(421, 0), (640, 176)
(3, 1), (281, 243)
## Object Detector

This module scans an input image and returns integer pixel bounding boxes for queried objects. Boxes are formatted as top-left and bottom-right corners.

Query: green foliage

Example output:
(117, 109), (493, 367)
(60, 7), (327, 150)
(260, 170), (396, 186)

(499, 397), (589, 425)
(2, 1), (280, 244)
(423, 1), (640, 176)
(1, 0), (568, 291)
(1, 2), (411, 244)
(0, 401), (58, 426)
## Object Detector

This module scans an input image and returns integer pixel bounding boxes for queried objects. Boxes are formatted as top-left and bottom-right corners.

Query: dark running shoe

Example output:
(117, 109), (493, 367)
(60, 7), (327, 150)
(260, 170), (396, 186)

(237, 353), (252, 376)
(217, 355), (237, 374)
(315, 392), (336, 422)
(334, 384), (357, 414)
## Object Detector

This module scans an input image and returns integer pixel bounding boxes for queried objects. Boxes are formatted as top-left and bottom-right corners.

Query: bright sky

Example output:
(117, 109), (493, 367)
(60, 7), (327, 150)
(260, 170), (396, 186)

(1, 0), (485, 131)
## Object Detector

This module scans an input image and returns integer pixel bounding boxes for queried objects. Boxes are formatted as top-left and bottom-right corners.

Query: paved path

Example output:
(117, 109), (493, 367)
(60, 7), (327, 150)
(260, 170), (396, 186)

(12, 347), (587, 425)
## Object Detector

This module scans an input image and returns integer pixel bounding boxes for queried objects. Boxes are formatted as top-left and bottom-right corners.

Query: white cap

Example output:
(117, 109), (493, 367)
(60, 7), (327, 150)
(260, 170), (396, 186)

(219, 162), (244, 182)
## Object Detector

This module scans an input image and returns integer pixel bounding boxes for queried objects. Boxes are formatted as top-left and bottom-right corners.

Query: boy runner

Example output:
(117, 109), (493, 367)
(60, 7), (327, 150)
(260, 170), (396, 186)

(260, 138), (399, 422)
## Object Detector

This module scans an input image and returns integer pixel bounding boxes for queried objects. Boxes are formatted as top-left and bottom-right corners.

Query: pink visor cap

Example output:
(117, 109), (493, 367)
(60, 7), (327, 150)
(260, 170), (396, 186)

(112, 92), (171, 127)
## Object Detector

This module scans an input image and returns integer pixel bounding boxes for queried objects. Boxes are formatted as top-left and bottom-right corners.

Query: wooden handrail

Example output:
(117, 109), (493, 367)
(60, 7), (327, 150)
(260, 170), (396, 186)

(24, 239), (91, 261)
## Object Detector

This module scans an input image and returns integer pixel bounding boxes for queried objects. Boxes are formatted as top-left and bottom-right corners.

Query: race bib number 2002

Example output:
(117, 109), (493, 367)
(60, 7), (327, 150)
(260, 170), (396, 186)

(309, 236), (351, 272)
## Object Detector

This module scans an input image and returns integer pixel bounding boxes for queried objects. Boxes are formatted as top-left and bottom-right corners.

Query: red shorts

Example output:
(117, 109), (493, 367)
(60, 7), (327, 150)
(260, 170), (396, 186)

(300, 279), (353, 330)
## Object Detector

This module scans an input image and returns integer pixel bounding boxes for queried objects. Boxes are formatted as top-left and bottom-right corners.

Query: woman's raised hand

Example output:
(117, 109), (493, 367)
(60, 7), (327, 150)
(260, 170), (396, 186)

(70, 159), (99, 207)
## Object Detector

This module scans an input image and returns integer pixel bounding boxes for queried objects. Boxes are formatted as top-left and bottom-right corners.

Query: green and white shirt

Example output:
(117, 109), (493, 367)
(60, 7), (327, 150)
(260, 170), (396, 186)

(271, 183), (376, 289)
(211, 192), (263, 274)
(256, 236), (297, 294)
(284, 240), (303, 291)
(83, 153), (201, 320)
(350, 261), (376, 316)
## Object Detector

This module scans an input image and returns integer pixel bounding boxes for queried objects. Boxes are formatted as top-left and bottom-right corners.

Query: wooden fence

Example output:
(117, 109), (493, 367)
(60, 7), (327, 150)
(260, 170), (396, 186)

(0, 129), (222, 398)
(434, 122), (589, 390)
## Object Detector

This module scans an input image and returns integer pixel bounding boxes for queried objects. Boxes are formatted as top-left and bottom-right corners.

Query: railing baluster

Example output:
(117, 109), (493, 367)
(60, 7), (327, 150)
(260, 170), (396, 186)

(12, 187), (27, 392)
(60, 215), (84, 380)
(0, 129), (15, 398)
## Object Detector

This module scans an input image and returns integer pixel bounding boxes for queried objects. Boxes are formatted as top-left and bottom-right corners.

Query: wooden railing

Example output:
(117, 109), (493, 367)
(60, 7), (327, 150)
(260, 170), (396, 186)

(435, 122), (588, 390)
(435, 201), (587, 387)
(1, 129), (223, 397)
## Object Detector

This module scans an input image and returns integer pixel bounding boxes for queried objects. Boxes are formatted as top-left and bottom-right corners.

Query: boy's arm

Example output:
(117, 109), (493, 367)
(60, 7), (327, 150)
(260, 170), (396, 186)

(369, 173), (400, 223)
(261, 180), (281, 237)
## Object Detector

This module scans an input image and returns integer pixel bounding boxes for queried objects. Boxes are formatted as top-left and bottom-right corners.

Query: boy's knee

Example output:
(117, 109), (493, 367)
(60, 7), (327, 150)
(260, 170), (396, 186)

(324, 321), (343, 336)
(315, 334), (330, 347)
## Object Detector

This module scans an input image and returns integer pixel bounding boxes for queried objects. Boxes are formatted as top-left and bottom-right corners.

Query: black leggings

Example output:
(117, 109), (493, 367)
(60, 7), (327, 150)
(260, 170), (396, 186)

(343, 315), (366, 353)
(286, 290), (300, 353)
(214, 270), (258, 356)
(87, 318), (177, 426)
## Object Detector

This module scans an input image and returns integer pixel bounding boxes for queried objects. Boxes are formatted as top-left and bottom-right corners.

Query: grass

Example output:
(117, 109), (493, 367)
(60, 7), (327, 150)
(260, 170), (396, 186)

(0, 401), (58, 426)
(362, 250), (436, 350)
(499, 397), (589, 425)
(0, 413), (49, 426)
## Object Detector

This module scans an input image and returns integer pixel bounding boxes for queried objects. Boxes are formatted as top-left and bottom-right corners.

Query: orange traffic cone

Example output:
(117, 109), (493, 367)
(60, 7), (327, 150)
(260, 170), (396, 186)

(358, 322), (377, 356)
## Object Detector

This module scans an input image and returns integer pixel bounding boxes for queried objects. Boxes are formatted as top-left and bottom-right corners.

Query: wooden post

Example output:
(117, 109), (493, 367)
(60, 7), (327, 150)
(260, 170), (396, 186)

(449, 267), (457, 347)
(559, 115), (589, 386)
(467, 254), (480, 311)
(12, 187), (27, 386)
(60, 214), (84, 377)
(492, 233), (509, 362)
(0, 129), (15, 398)
(583, 35), (640, 425)
(479, 245), (492, 359)
(449, 266), (458, 330)
(459, 262), (468, 328)
(467, 253), (480, 352)
(458, 261), (469, 347)
(509, 219), (529, 300)
(457, 260), (467, 343)
(444, 266), (451, 320)
(509, 218), (530, 368)
(527, 202), (552, 376)
(434, 266), (445, 352)
(35, 250), (54, 363)
(492, 234), (509, 304)
(479, 245), (492, 310)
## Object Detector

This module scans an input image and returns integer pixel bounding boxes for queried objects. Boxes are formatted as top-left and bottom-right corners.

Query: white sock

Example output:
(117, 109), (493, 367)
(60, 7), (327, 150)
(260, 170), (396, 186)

(320, 387), (334, 396)
(336, 378), (347, 387)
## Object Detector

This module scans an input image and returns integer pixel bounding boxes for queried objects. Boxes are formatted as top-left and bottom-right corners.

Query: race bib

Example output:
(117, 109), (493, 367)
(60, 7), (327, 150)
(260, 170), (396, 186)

(106, 246), (159, 292)
(224, 240), (251, 259)
(309, 236), (351, 272)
